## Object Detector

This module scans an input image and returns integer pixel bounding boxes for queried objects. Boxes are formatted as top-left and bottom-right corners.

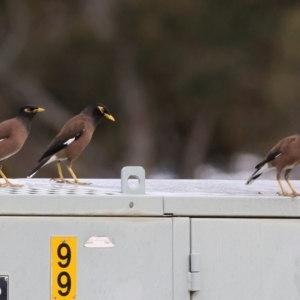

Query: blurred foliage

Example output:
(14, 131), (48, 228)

(0, 0), (300, 179)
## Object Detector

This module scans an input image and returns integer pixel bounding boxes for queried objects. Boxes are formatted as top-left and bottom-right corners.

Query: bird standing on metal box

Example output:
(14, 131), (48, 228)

(246, 134), (300, 197)
(0, 105), (45, 187)
(28, 103), (115, 185)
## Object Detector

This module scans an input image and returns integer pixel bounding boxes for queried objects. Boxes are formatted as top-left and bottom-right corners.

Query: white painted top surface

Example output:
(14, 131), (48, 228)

(0, 178), (288, 196)
(0, 178), (299, 217)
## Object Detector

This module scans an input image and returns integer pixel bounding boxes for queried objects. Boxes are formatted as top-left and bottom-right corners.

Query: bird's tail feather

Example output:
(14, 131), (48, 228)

(246, 171), (262, 185)
(27, 157), (51, 178)
(245, 163), (269, 185)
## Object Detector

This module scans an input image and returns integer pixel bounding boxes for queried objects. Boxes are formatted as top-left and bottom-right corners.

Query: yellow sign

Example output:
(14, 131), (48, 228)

(51, 237), (77, 300)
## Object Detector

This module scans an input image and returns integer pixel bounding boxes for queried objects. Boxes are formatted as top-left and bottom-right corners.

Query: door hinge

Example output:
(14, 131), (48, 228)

(188, 253), (200, 292)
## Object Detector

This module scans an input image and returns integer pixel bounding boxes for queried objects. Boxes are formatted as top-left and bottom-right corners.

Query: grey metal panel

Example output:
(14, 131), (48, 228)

(0, 176), (163, 216)
(0, 195), (163, 216)
(172, 218), (190, 300)
(161, 178), (300, 217)
(0, 216), (172, 300)
(150, 179), (300, 214)
(0, 178), (299, 217)
(191, 218), (300, 300)
(164, 196), (300, 217)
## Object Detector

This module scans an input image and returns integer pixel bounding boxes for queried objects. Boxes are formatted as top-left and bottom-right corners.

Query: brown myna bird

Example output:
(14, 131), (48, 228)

(28, 103), (115, 184)
(246, 134), (300, 197)
(0, 105), (45, 187)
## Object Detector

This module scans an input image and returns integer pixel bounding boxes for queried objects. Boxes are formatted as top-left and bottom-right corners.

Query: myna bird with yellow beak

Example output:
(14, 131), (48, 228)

(0, 105), (45, 187)
(28, 103), (115, 184)
(246, 134), (300, 197)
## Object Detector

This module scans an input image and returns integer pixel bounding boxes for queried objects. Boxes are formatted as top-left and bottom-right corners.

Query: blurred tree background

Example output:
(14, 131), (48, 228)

(0, 0), (300, 180)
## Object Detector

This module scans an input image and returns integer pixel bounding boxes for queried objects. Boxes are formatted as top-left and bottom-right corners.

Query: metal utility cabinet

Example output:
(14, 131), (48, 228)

(1, 167), (300, 300)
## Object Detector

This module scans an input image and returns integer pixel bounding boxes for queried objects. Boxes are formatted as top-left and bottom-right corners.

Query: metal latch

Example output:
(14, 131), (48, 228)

(0, 276), (8, 300)
(188, 253), (200, 292)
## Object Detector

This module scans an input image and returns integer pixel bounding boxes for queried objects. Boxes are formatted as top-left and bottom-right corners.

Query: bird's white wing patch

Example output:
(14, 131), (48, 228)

(275, 153), (282, 159)
(63, 137), (76, 146)
(0, 138), (6, 142)
(63, 130), (83, 146)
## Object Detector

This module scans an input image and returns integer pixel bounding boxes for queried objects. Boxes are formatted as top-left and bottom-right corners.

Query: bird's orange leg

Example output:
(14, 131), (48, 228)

(277, 172), (293, 197)
(51, 162), (70, 183)
(67, 165), (90, 185)
(0, 170), (22, 187)
(284, 169), (300, 197)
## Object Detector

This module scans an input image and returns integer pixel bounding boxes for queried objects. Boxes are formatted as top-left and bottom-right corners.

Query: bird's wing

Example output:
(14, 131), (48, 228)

(0, 119), (12, 140)
(38, 115), (85, 162)
(255, 150), (282, 169)
(254, 136), (298, 169)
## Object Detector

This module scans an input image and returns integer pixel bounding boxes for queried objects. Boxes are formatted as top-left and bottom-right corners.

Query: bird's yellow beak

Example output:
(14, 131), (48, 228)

(34, 107), (45, 113)
(105, 113), (115, 122)
(98, 106), (115, 121)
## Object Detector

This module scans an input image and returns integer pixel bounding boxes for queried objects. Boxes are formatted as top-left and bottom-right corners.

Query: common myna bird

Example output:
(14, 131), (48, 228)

(0, 105), (45, 187)
(246, 134), (300, 197)
(28, 103), (115, 184)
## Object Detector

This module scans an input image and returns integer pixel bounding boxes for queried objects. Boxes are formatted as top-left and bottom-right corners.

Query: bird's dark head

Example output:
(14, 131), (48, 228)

(17, 105), (45, 120)
(83, 103), (115, 124)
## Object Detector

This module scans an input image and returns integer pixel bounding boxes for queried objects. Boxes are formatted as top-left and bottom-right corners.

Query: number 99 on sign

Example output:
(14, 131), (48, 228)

(51, 237), (76, 299)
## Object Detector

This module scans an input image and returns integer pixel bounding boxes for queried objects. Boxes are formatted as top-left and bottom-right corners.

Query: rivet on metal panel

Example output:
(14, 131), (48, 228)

(121, 166), (145, 194)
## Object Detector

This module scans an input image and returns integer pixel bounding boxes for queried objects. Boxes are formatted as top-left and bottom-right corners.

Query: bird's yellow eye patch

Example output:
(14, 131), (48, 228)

(98, 106), (105, 114)
(24, 108), (32, 113)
